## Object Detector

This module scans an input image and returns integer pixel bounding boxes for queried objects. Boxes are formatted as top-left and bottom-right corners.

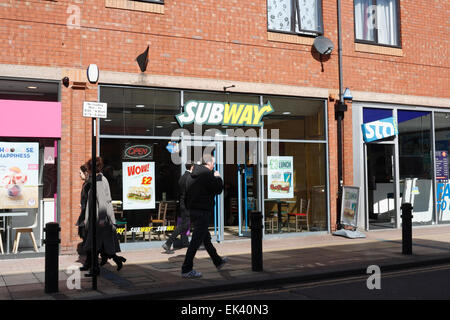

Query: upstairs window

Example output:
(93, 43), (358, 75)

(267, 0), (323, 35)
(354, 0), (400, 47)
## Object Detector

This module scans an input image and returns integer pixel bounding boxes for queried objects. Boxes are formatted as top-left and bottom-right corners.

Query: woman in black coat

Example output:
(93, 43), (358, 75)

(76, 164), (90, 248)
(81, 157), (126, 275)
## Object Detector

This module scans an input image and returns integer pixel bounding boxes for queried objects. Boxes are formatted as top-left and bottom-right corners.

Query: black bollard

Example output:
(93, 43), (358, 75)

(251, 211), (263, 271)
(401, 203), (413, 255)
(44, 222), (60, 293)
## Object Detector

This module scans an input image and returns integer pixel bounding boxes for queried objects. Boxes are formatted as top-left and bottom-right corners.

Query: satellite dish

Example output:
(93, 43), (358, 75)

(313, 36), (334, 55)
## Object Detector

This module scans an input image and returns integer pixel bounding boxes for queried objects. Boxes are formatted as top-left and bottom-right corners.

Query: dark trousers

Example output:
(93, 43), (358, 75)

(166, 211), (190, 247)
(181, 209), (222, 273)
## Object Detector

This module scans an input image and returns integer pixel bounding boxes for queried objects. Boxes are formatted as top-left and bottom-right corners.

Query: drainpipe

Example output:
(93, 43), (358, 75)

(335, 0), (347, 230)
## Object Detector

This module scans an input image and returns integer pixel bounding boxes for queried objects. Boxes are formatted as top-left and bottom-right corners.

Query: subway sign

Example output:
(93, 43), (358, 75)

(362, 117), (398, 142)
(175, 100), (274, 127)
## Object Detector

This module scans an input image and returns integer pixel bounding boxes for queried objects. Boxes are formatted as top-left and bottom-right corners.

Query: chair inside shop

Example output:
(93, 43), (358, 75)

(288, 198), (310, 232)
(113, 201), (128, 243)
(165, 201), (177, 228)
(12, 211), (39, 254)
(264, 202), (278, 234)
(148, 202), (168, 241)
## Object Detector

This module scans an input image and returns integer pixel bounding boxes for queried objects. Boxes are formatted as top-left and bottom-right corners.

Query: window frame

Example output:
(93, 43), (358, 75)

(353, 0), (402, 48)
(267, 0), (324, 37)
(132, 0), (164, 4)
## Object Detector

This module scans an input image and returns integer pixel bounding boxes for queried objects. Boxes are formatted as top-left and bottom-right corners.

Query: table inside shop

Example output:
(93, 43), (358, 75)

(264, 199), (296, 233)
(0, 212), (29, 254)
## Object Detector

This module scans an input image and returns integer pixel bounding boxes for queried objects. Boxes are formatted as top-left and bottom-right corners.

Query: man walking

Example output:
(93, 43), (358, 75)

(162, 162), (193, 253)
(181, 153), (228, 278)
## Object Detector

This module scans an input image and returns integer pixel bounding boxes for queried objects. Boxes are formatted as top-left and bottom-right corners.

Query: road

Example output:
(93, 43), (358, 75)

(181, 263), (450, 300)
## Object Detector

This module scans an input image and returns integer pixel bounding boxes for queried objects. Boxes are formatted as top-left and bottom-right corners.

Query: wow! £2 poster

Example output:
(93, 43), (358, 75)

(122, 162), (155, 210)
(0, 142), (39, 209)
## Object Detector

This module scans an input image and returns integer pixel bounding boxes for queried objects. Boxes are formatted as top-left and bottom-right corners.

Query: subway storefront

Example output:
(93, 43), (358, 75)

(98, 85), (329, 244)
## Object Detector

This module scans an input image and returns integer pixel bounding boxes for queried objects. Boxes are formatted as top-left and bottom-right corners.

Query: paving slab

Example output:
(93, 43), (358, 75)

(1, 225), (450, 299)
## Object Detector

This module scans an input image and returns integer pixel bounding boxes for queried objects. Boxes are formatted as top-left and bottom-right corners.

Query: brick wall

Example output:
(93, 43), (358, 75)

(1, 0), (448, 250)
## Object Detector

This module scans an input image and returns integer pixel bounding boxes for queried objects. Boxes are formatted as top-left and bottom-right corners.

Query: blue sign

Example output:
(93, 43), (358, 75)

(166, 141), (179, 154)
(362, 117), (398, 142)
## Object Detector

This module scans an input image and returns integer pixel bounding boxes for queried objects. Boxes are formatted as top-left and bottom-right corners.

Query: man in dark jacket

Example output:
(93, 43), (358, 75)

(181, 154), (228, 278)
(162, 162), (193, 253)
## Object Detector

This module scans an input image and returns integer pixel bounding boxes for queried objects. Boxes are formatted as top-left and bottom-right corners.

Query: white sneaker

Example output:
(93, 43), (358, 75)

(181, 270), (203, 279)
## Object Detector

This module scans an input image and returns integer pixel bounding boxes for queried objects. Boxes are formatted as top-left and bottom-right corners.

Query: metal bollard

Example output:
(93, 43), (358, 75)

(44, 222), (60, 293)
(401, 203), (413, 255)
(250, 211), (263, 271)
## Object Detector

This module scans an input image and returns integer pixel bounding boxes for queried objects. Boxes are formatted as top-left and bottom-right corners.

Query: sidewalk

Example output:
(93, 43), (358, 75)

(1, 225), (450, 300)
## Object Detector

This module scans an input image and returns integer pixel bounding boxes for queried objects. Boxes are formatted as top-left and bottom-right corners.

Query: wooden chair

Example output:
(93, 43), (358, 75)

(288, 199), (310, 232)
(13, 212), (39, 253)
(165, 201), (177, 227)
(149, 202), (168, 241)
(113, 202), (127, 243)
(264, 211), (278, 234)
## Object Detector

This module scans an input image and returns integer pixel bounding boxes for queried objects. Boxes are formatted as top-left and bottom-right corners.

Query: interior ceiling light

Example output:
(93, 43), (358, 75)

(27, 86), (38, 89)
(282, 111), (291, 115)
(136, 104), (145, 108)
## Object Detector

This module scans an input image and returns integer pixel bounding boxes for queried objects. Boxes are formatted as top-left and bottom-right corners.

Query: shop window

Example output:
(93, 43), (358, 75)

(267, 0), (323, 35)
(263, 96), (325, 140)
(0, 138), (59, 253)
(354, 0), (400, 47)
(434, 112), (450, 225)
(99, 87), (181, 137)
(100, 138), (180, 242)
(398, 110), (433, 226)
(263, 141), (327, 234)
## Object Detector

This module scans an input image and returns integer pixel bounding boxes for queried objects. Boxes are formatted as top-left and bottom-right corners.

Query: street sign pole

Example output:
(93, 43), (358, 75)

(90, 117), (97, 290)
(85, 64), (102, 291)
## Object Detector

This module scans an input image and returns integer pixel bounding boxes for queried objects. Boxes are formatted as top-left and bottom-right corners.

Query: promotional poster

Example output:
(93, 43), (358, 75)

(122, 162), (155, 210)
(341, 186), (360, 227)
(267, 156), (294, 199)
(0, 142), (39, 209)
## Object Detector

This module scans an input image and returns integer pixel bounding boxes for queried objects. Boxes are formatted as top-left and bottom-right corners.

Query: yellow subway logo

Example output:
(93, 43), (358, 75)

(175, 100), (274, 127)
(116, 226), (175, 234)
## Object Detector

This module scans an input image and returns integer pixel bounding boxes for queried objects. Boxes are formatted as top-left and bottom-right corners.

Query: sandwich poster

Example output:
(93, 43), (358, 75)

(0, 142), (39, 209)
(267, 156), (293, 199)
(122, 162), (155, 210)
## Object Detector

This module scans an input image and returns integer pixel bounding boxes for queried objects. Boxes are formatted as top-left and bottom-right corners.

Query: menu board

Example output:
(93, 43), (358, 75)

(435, 151), (449, 181)
(267, 156), (294, 199)
(341, 186), (360, 227)
(0, 142), (39, 209)
(122, 162), (155, 210)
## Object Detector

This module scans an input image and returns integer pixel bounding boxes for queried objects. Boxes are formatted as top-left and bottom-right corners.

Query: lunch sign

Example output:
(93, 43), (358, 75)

(175, 100), (274, 127)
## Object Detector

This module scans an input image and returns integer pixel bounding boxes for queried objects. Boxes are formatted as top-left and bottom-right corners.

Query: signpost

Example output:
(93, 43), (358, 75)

(83, 64), (104, 290)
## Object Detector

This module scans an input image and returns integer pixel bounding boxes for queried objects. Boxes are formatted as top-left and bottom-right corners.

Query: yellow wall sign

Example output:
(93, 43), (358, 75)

(175, 100), (274, 127)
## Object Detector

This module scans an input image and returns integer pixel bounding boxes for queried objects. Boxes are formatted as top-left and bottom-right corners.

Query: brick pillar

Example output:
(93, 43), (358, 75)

(59, 69), (98, 253)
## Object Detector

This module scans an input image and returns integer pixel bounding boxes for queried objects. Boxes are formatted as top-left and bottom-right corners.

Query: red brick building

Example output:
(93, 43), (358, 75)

(0, 0), (448, 254)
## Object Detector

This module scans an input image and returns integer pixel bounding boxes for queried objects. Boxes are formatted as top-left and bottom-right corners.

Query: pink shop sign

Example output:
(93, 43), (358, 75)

(0, 100), (61, 138)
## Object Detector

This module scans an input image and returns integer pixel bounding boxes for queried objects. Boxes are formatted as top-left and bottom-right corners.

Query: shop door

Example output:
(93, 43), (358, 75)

(236, 141), (259, 237)
(180, 139), (224, 242)
(365, 143), (398, 229)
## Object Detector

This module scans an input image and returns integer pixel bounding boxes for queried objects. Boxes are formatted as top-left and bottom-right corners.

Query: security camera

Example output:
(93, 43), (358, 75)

(62, 77), (70, 88)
